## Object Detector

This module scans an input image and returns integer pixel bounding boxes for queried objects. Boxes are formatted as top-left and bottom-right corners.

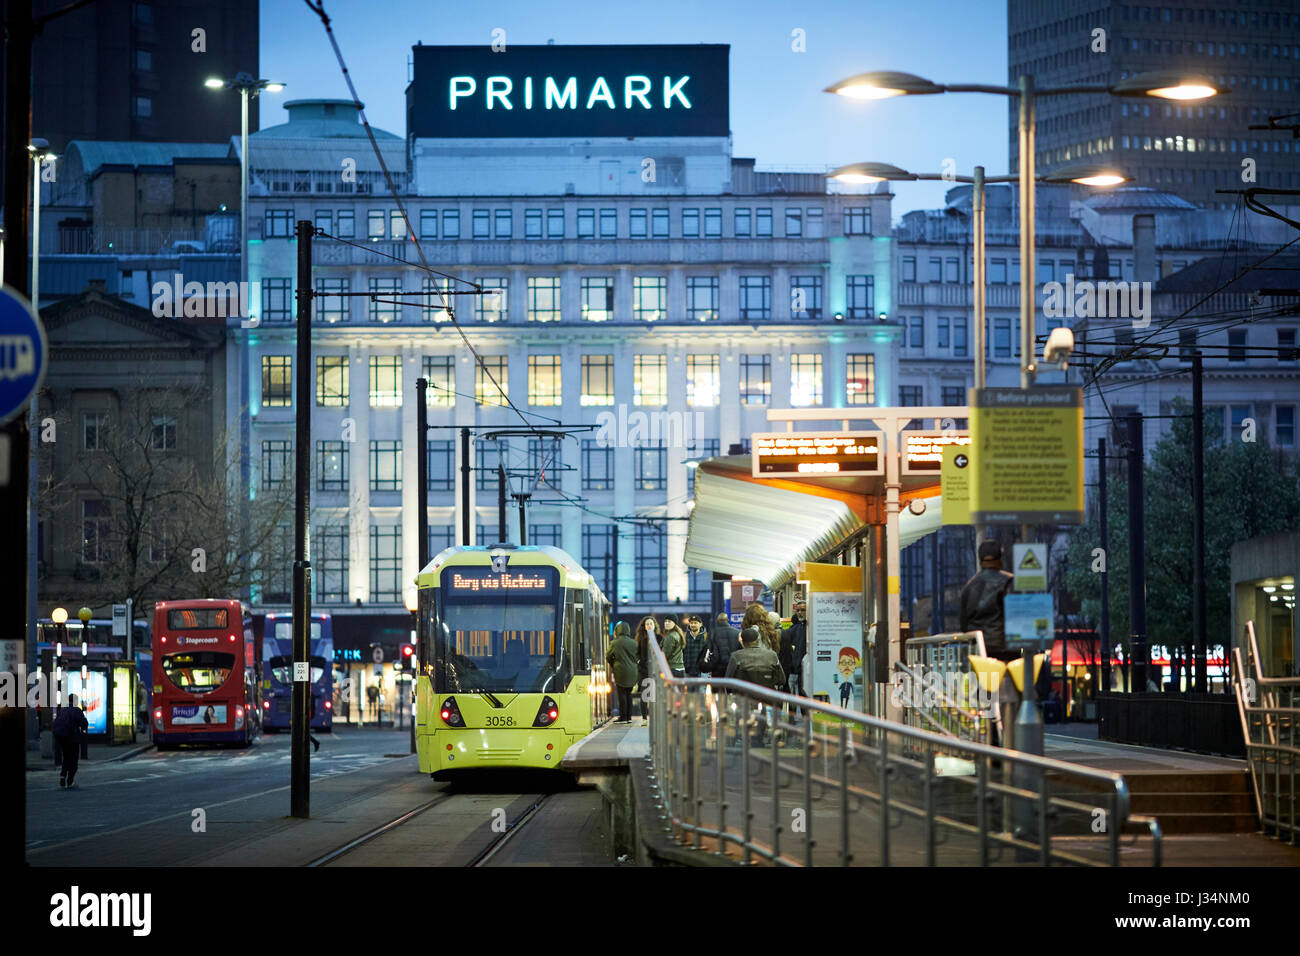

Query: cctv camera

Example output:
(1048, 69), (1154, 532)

(1043, 326), (1075, 370)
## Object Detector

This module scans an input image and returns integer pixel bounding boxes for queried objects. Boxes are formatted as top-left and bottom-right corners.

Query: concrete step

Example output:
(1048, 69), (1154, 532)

(1130, 790), (1255, 815)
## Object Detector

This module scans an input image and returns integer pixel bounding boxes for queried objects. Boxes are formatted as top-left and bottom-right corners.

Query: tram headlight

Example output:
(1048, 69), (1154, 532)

(533, 696), (559, 727)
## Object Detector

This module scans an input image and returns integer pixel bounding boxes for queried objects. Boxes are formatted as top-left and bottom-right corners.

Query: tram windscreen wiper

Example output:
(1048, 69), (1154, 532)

(480, 691), (504, 708)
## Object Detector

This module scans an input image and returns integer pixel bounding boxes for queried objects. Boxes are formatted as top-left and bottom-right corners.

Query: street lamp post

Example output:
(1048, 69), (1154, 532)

(826, 69), (1223, 385)
(204, 74), (285, 292)
(828, 160), (1129, 393)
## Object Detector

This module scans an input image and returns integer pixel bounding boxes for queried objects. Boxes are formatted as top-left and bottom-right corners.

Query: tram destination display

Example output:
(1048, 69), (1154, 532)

(751, 431), (882, 477)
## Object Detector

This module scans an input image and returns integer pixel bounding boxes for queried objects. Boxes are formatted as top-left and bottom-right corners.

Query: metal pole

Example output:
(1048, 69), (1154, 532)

(27, 149), (40, 744)
(1098, 438), (1110, 696)
(416, 378), (429, 569)
(973, 164), (987, 390)
(497, 463), (507, 543)
(2, 0), (35, 871)
(516, 493), (530, 545)
(1017, 75), (1037, 389)
(290, 219), (314, 818)
(1126, 412), (1147, 693)
(459, 427), (471, 546)
(885, 425), (902, 720)
(1191, 352), (1207, 693)
(240, 87), (249, 293)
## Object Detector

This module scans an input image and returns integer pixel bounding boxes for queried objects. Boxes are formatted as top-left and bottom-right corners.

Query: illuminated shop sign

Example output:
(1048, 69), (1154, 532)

(751, 431), (883, 477)
(408, 45), (729, 138)
(442, 567), (557, 597)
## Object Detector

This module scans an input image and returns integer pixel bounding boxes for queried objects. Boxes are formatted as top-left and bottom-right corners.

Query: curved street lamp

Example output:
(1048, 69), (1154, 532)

(828, 161), (1130, 388)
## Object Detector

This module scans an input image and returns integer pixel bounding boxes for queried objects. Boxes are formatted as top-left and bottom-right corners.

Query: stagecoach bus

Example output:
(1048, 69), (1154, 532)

(416, 544), (612, 778)
(151, 599), (259, 748)
(261, 612), (334, 732)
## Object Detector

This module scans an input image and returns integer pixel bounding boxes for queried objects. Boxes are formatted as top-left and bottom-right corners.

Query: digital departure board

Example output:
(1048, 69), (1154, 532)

(751, 431), (883, 477)
(900, 431), (971, 475)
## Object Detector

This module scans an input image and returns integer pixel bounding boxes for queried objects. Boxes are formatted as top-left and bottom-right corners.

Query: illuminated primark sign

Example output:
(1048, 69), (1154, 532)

(408, 44), (729, 139)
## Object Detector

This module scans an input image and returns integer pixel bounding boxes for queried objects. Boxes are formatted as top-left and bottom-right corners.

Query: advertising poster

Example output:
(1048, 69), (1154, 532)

(1004, 592), (1055, 650)
(810, 591), (863, 711)
(64, 670), (107, 735)
(728, 579), (762, 629)
(171, 704), (228, 726)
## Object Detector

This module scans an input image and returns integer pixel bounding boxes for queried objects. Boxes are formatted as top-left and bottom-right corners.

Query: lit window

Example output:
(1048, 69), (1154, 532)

(790, 354), (823, 407)
(368, 355), (402, 407)
(475, 355), (508, 407)
(846, 354), (875, 405)
(633, 276), (667, 321)
(634, 355), (667, 407)
(581, 355), (614, 406)
(740, 355), (770, 405)
(527, 277), (561, 322)
(687, 355), (720, 407)
(262, 355), (292, 407)
(528, 354), (562, 407)
(423, 356), (455, 408)
(316, 356), (348, 406)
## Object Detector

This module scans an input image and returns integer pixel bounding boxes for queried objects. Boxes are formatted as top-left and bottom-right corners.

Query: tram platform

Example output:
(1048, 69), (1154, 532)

(561, 720), (649, 772)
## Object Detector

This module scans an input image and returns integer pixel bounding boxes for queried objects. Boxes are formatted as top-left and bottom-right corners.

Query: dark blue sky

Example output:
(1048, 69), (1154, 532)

(262, 0), (1010, 217)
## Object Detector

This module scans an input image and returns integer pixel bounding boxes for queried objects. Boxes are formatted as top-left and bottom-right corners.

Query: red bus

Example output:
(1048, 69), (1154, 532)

(151, 600), (260, 748)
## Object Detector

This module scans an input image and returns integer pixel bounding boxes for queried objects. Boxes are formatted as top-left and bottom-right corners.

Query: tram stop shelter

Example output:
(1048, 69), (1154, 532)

(684, 451), (944, 718)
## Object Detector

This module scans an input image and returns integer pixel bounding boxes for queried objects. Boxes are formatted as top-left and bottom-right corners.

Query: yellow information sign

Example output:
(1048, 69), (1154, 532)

(970, 386), (1083, 524)
(940, 444), (971, 525)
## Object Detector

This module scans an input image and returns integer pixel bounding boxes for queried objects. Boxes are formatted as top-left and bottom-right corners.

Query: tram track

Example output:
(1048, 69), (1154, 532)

(305, 790), (551, 867)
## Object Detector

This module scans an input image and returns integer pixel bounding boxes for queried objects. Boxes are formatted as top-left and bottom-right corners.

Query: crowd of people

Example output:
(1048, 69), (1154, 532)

(604, 600), (808, 725)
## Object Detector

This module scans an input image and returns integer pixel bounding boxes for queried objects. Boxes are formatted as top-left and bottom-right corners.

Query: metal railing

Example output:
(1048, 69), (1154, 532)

(897, 632), (997, 747)
(643, 637), (1161, 866)
(1233, 621), (1299, 844)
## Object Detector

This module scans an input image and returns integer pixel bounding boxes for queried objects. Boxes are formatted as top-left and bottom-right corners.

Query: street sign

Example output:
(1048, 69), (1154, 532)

(1005, 592), (1054, 650)
(751, 431), (882, 477)
(940, 445), (972, 526)
(901, 430), (970, 475)
(0, 284), (47, 427)
(111, 604), (128, 637)
(1013, 543), (1048, 592)
(969, 387), (1083, 524)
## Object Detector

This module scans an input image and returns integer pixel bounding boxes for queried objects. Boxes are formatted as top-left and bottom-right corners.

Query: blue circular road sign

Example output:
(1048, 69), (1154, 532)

(0, 284), (47, 426)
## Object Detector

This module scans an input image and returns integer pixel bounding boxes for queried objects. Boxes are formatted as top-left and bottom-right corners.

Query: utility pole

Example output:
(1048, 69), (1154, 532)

(459, 427), (471, 546)
(1126, 412), (1147, 694)
(1098, 438), (1110, 696)
(1191, 351), (1207, 694)
(416, 378), (429, 569)
(2, 0), (35, 873)
(497, 463), (507, 543)
(514, 492), (531, 545)
(290, 220), (314, 818)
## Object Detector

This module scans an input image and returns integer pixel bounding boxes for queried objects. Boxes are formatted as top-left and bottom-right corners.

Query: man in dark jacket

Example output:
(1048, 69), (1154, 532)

(52, 695), (90, 789)
(779, 599), (808, 696)
(959, 540), (1016, 660)
(703, 613), (741, 678)
(726, 627), (786, 747)
(726, 627), (786, 690)
(683, 615), (709, 678)
(605, 622), (639, 723)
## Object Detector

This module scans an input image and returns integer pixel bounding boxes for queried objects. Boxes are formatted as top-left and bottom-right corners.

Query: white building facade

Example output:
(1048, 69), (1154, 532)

(232, 46), (899, 633)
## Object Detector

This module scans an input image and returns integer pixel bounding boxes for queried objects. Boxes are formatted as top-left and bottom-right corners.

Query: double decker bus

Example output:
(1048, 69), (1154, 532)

(151, 600), (260, 748)
(415, 544), (611, 778)
(261, 612), (334, 732)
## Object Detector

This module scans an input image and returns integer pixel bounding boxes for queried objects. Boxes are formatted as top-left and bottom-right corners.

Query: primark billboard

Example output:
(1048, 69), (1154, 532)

(406, 44), (730, 138)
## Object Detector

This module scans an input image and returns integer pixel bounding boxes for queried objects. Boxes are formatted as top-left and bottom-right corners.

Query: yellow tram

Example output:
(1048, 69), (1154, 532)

(415, 544), (612, 778)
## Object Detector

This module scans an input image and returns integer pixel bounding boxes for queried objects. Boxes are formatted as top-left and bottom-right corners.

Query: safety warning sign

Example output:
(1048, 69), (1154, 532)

(1013, 543), (1048, 592)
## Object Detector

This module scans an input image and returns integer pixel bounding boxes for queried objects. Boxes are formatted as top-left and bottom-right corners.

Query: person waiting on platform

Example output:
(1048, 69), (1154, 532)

(660, 613), (686, 679)
(606, 621), (639, 723)
(726, 627), (786, 746)
(959, 540), (1016, 661)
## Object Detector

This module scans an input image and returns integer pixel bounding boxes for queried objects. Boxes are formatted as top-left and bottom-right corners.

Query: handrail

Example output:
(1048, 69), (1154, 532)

(1232, 621), (1298, 844)
(641, 630), (1157, 866)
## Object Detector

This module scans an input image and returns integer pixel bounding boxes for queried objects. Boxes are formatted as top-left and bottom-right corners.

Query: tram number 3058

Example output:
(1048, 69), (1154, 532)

(484, 715), (516, 727)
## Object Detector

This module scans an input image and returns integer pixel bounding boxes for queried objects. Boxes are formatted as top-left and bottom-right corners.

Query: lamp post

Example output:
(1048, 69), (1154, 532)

(27, 138), (55, 728)
(204, 74), (285, 292)
(404, 585), (418, 755)
(825, 70), (1222, 386)
(828, 161), (1128, 391)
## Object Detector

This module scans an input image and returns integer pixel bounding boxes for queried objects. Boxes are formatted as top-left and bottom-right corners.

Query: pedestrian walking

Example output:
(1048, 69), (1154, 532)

(683, 615), (709, 677)
(52, 694), (89, 790)
(701, 612), (740, 678)
(661, 613), (686, 678)
(605, 621), (639, 723)
(634, 615), (659, 725)
(743, 604), (781, 655)
(725, 627), (787, 747)
(779, 599), (808, 697)
(958, 540), (1016, 661)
